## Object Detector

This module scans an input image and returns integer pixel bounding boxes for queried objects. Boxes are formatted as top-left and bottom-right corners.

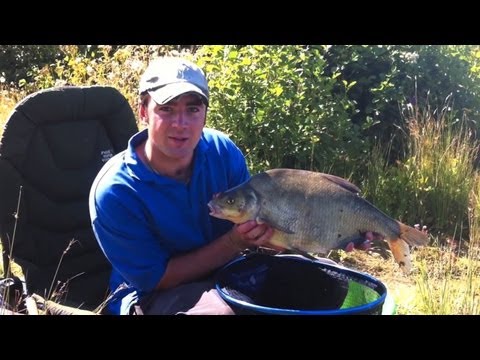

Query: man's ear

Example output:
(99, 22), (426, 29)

(138, 102), (148, 125)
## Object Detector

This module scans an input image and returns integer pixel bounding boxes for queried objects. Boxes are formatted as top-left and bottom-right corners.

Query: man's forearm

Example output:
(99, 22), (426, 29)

(155, 231), (243, 290)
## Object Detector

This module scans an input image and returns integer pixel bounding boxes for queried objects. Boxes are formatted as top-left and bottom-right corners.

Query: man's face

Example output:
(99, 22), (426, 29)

(144, 93), (207, 161)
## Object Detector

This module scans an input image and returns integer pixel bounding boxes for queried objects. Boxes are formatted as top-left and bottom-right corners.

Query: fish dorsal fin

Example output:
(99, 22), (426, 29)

(320, 173), (361, 194)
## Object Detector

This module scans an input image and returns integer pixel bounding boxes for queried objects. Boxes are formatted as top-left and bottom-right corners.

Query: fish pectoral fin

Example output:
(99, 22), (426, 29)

(256, 216), (295, 234)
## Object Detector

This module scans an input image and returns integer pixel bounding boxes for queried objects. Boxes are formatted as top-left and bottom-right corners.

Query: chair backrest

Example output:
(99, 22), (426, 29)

(0, 85), (138, 310)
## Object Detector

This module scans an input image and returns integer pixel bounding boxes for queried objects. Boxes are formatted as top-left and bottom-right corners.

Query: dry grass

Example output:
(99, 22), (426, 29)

(0, 90), (16, 279)
(329, 240), (480, 315)
(330, 246), (418, 314)
(0, 253), (23, 279)
(0, 89), (17, 130)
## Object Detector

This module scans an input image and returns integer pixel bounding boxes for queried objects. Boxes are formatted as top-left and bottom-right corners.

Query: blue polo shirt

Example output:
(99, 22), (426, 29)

(89, 128), (249, 314)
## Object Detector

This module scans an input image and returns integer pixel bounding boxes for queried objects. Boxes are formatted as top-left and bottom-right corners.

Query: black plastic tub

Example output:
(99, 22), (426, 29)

(215, 253), (389, 315)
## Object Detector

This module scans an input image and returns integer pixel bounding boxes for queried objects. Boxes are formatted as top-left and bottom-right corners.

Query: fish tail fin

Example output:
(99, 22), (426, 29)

(386, 222), (428, 274)
(386, 238), (412, 274)
(397, 221), (429, 247)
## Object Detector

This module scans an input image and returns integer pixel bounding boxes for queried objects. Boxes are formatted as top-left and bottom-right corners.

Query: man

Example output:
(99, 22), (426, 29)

(89, 56), (373, 315)
(89, 57), (274, 315)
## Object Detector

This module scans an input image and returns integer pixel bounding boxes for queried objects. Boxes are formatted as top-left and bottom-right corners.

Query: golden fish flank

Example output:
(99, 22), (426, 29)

(208, 168), (429, 274)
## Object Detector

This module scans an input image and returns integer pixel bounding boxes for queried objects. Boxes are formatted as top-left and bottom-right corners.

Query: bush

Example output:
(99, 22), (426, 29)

(323, 45), (480, 164)
(0, 45), (64, 86)
(195, 45), (370, 176)
(25, 45), (194, 115)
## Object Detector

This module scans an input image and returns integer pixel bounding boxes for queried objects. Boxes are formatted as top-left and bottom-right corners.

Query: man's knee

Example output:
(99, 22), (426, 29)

(180, 289), (235, 315)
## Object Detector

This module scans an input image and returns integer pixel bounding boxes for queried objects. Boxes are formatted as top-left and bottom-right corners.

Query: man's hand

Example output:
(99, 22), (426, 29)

(344, 231), (383, 252)
(228, 220), (274, 250)
(343, 225), (428, 253)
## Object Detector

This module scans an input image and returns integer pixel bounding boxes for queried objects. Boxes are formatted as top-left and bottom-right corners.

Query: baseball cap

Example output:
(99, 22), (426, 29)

(139, 57), (209, 105)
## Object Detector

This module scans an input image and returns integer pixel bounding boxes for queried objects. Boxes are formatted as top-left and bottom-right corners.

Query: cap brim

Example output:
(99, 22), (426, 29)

(148, 82), (208, 105)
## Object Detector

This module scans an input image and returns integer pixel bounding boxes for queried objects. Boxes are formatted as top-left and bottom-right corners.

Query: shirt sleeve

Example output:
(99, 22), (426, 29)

(226, 137), (251, 186)
(91, 189), (168, 293)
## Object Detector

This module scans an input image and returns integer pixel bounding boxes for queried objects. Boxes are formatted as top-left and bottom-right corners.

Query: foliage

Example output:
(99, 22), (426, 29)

(195, 45), (369, 176)
(22, 45), (193, 115)
(0, 45), (65, 85)
(323, 45), (480, 164)
(4, 45), (480, 238)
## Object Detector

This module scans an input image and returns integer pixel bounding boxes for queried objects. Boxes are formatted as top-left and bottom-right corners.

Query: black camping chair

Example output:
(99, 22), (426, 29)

(0, 86), (138, 311)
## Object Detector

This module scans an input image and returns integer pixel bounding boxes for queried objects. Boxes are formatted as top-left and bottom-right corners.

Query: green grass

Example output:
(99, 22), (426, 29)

(363, 97), (478, 239)
(360, 97), (480, 314)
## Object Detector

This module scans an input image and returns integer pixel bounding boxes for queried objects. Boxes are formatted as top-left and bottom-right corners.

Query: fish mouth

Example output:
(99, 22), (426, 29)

(207, 201), (218, 216)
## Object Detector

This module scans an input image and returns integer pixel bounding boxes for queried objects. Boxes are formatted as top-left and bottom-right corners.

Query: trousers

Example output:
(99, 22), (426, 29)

(135, 278), (235, 315)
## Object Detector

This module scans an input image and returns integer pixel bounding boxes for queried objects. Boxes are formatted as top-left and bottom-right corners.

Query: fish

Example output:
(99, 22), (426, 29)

(208, 168), (429, 274)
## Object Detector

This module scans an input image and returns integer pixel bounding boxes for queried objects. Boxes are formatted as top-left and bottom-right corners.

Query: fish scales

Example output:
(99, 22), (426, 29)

(208, 168), (429, 273)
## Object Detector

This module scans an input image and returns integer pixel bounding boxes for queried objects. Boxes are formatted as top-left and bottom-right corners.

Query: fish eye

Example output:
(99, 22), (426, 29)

(226, 198), (235, 205)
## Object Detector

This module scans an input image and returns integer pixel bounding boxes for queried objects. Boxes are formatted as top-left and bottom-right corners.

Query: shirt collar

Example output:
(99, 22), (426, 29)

(125, 129), (208, 184)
